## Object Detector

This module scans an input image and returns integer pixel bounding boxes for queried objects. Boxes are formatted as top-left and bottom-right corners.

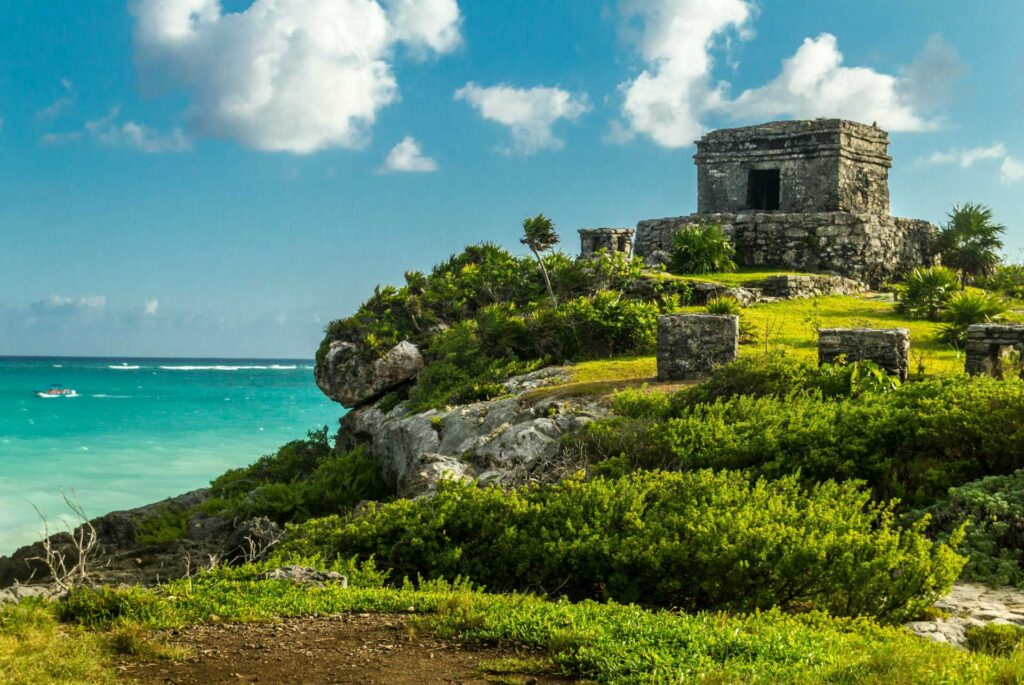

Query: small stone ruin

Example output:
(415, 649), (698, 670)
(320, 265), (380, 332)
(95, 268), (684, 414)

(818, 327), (910, 381)
(964, 324), (1024, 378)
(634, 119), (938, 286)
(578, 228), (634, 259)
(657, 314), (738, 381)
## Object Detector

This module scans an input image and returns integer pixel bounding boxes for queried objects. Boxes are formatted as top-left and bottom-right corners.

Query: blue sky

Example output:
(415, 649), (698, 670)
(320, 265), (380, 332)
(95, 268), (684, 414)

(1, 0), (1022, 358)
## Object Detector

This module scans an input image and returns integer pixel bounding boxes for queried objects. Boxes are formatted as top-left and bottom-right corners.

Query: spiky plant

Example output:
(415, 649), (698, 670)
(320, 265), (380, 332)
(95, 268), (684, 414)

(939, 290), (1009, 347)
(669, 224), (736, 275)
(896, 266), (961, 320)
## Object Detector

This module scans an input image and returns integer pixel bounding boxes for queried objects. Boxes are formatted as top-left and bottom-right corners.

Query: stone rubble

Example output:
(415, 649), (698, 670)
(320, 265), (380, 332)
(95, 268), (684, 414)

(906, 583), (1024, 647)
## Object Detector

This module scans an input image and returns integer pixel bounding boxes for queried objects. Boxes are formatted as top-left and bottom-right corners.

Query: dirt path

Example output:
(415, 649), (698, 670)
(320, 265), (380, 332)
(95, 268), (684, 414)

(121, 613), (572, 685)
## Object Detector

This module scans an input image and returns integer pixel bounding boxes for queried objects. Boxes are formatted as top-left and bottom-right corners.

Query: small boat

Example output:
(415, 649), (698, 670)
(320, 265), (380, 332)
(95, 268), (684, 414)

(35, 385), (79, 399)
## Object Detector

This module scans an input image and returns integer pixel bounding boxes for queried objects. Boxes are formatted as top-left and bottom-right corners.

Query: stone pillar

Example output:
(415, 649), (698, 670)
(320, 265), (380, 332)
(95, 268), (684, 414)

(578, 228), (635, 259)
(817, 328), (910, 381)
(965, 324), (1024, 377)
(657, 314), (739, 381)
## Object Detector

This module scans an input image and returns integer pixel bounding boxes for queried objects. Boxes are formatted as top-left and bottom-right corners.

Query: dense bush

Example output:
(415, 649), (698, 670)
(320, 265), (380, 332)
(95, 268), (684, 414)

(977, 264), (1024, 299)
(965, 623), (1024, 656)
(895, 266), (961, 320)
(576, 374), (1024, 506)
(940, 290), (1009, 346)
(921, 470), (1024, 588)
(668, 224), (736, 275)
(202, 428), (391, 524)
(278, 470), (962, 622)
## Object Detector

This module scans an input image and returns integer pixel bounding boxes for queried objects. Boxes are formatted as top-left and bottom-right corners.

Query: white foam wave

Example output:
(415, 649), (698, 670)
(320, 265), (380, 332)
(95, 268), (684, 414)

(92, 394), (131, 399)
(52, 364), (63, 368)
(109, 364), (141, 370)
(158, 365), (298, 371)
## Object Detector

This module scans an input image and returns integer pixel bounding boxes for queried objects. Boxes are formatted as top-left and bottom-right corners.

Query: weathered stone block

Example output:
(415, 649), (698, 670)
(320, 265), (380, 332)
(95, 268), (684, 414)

(964, 324), (1024, 377)
(657, 314), (738, 381)
(578, 228), (634, 259)
(818, 328), (910, 381)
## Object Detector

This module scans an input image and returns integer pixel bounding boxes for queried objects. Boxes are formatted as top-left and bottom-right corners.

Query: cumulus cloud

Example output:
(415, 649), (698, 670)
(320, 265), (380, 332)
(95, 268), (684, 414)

(454, 82), (590, 155)
(616, 0), (753, 148)
(129, 0), (462, 154)
(85, 107), (192, 153)
(383, 135), (438, 172)
(920, 142), (1024, 184)
(144, 298), (160, 316)
(729, 34), (940, 131)
(615, 2), (962, 147)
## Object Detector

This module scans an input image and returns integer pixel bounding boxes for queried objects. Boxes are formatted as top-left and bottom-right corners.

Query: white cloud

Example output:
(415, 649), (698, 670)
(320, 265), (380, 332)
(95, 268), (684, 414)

(85, 107), (192, 153)
(920, 142), (1024, 184)
(384, 135), (438, 172)
(616, 0), (753, 148)
(454, 82), (590, 155)
(129, 0), (462, 154)
(38, 79), (77, 121)
(729, 34), (939, 132)
(144, 298), (160, 316)
(615, 2), (961, 148)
(1001, 156), (1024, 184)
(31, 295), (107, 314)
(920, 143), (1007, 168)
(41, 131), (84, 145)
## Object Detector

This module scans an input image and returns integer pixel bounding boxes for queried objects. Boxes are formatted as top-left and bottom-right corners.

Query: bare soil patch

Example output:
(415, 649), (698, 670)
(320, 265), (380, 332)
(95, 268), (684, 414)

(121, 613), (572, 685)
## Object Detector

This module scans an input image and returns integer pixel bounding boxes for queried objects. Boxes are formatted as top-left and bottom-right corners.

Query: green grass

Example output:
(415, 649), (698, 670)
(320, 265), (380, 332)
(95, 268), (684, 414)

(533, 293), (1024, 399)
(46, 565), (1024, 685)
(646, 267), (805, 287)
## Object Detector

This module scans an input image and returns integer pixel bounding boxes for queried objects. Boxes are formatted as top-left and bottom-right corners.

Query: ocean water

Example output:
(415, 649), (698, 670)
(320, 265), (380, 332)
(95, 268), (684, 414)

(0, 357), (340, 555)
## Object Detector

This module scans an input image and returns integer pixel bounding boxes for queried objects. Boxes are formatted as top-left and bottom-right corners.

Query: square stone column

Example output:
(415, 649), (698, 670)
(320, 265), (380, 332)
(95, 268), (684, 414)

(817, 328), (910, 381)
(657, 314), (739, 381)
(965, 324), (1024, 377)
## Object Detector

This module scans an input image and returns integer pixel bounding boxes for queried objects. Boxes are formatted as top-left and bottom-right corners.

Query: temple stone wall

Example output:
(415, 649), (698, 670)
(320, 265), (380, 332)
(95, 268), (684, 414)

(657, 314), (738, 380)
(818, 328), (910, 381)
(635, 212), (936, 287)
(578, 228), (634, 258)
(695, 120), (891, 215)
(965, 324), (1024, 377)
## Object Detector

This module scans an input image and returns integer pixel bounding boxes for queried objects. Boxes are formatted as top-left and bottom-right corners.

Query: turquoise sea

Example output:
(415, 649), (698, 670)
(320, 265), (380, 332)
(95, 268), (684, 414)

(0, 357), (340, 555)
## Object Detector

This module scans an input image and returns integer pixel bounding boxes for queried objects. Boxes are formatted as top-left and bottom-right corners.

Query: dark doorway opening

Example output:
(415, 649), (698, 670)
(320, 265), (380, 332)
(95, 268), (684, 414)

(747, 169), (780, 210)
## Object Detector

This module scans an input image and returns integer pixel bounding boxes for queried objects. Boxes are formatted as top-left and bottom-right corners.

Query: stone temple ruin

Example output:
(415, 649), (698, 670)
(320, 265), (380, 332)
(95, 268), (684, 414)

(629, 119), (938, 286)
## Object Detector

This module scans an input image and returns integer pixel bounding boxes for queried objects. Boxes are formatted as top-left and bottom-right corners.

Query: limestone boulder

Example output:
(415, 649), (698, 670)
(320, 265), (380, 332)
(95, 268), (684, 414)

(315, 340), (424, 408)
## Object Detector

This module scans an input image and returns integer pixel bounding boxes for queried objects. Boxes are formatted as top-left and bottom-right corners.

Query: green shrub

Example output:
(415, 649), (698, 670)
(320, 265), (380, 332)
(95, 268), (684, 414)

(940, 290), (1009, 346)
(577, 374), (1024, 506)
(681, 354), (816, 404)
(977, 264), (1024, 299)
(965, 623), (1024, 656)
(201, 430), (391, 525)
(668, 224), (736, 275)
(896, 266), (961, 320)
(134, 504), (189, 545)
(278, 470), (962, 622)
(921, 470), (1024, 587)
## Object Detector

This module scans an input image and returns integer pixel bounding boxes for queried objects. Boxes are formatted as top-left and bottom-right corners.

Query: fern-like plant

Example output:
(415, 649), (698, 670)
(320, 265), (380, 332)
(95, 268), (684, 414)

(669, 224), (736, 275)
(896, 266), (961, 320)
(939, 290), (1009, 346)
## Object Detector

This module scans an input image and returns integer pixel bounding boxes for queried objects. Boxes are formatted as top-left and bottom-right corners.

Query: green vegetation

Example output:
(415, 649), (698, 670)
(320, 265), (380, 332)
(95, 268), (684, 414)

(575, 362), (1024, 507)
(200, 427), (391, 525)
(134, 503), (189, 545)
(521, 213), (561, 303)
(966, 623), (1024, 657)
(279, 470), (960, 622)
(668, 223), (736, 274)
(36, 567), (1024, 684)
(939, 290), (1009, 346)
(939, 203), (1006, 285)
(896, 266), (962, 320)
(922, 470), (1024, 588)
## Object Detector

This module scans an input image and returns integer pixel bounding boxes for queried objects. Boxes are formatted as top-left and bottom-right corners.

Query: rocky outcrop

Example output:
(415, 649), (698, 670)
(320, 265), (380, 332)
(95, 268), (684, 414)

(906, 583), (1024, 647)
(0, 490), (284, 592)
(340, 367), (610, 498)
(315, 340), (424, 408)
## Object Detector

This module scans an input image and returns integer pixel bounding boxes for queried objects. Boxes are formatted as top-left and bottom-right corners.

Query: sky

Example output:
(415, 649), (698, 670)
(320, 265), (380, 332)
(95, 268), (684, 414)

(0, 0), (1022, 358)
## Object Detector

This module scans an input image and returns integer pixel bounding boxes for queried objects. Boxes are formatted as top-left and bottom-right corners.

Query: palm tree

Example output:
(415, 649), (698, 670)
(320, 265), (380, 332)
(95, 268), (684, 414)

(939, 203), (1006, 285)
(521, 213), (560, 304)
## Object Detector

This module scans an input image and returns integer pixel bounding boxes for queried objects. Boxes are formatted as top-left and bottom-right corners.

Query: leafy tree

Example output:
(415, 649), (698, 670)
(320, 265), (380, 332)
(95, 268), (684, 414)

(521, 213), (560, 304)
(939, 203), (1006, 285)
(669, 224), (736, 275)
